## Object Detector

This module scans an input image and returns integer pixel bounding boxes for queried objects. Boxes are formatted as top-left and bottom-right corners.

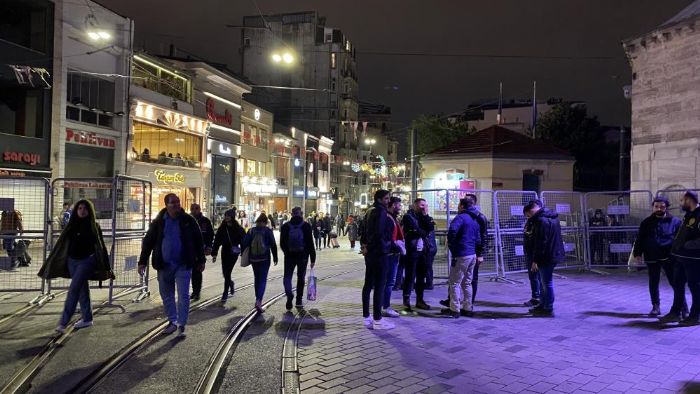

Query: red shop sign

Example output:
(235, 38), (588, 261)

(66, 128), (116, 149)
(206, 98), (232, 126)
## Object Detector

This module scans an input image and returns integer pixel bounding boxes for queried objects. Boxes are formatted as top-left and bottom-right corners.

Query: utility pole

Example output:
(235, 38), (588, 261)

(618, 126), (627, 191)
(410, 128), (418, 201)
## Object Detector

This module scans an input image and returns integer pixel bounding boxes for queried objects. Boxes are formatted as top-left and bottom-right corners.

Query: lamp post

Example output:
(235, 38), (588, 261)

(364, 138), (376, 154)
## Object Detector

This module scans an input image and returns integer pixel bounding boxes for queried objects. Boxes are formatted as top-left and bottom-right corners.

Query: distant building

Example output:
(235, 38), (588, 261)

(421, 125), (575, 193)
(623, 1), (700, 191)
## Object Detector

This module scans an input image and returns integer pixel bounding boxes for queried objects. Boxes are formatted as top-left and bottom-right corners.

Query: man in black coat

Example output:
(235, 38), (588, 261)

(402, 198), (431, 311)
(523, 200), (564, 317)
(668, 191), (700, 325)
(280, 206), (317, 310)
(190, 203), (214, 301)
(138, 194), (205, 337)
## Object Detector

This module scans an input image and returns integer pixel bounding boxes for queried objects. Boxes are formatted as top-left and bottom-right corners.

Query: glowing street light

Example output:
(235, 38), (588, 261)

(271, 53), (283, 63)
(282, 53), (294, 64)
(271, 52), (295, 65)
(88, 31), (111, 41)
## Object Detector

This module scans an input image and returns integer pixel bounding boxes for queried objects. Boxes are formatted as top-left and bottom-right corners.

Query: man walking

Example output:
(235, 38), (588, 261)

(633, 196), (682, 316)
(441, 197), (481, 318)
(280, 207), (316, 310)
(669, 191), (700, 325)
(138, 194), (205, 337)
(362, 190), (395, 330)
(190, 203), (214, 301)
(523, 200), (564, 317)
(402, 198), (432, 311)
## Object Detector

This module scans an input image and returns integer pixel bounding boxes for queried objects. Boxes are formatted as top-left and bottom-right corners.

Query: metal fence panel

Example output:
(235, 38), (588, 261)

(494, 190), (538, 274)
(541, 191), (587, 269)
(0, 177), (49, 298)
(584, 190), (653, 268)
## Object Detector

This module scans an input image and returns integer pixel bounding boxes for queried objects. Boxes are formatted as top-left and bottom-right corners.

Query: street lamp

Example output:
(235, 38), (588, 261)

(364, 138), (377, 154)
(271, 51), (295, 65)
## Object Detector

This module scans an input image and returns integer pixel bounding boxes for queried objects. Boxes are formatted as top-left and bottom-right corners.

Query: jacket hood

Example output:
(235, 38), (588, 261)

(536, 209), (559, 220)
(290, 216), (304, 224)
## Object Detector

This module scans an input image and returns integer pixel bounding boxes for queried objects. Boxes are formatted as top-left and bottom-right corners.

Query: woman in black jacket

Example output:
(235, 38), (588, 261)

(212, 209), (246, 304)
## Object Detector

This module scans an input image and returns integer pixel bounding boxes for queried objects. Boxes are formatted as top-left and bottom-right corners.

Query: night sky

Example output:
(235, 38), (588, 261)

(99, 0), (692, 136)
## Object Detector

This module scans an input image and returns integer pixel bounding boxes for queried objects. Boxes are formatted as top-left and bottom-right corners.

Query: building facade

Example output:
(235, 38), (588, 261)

(623, 1), (700, 192)
(239, 99), (275, 215)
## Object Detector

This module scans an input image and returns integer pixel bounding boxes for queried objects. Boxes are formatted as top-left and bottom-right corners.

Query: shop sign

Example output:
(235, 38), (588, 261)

(66, 128), (116, 149)
(154, 169), (185, 184)
(276, 187), (289, 196)
(206, 98), (232, 126)
(254, 108), (261, 121)
(307, 187), (319, 200)
(242, 183), (277, 195)
(2, 151), (41, 166)
(63, 181), (112, 189)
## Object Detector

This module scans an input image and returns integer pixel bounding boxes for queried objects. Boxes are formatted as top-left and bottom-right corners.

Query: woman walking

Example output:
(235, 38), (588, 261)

(347, 215), (359, 249)
(241, 213), (278, 313)
(211, 209), (246, 304)
(38, 200), (113, 333)
(311, 214), (322, 250)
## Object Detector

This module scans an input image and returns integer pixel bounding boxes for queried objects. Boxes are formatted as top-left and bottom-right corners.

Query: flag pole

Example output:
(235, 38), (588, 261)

(532, 80), (537, 138)
(497, 82), (503, 125)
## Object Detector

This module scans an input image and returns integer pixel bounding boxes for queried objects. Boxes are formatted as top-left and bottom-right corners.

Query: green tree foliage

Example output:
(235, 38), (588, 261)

(535, 103), (602, 159)
(410, 114), (472, 155)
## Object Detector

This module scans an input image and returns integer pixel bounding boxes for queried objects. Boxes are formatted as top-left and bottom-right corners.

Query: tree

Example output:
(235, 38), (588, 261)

(409, 114), (472, 155)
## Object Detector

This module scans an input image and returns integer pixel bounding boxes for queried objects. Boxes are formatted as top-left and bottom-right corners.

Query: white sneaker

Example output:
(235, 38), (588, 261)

(382, 308), (400, 318)
(55, 325), (66, 334)
(73, 320), (93, 329)
(372, 319), (395, 330)
(363, 316), (373, 327)
(178, 326), (187, 338)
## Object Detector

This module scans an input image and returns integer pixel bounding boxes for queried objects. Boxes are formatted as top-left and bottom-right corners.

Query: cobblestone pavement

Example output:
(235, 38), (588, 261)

(297, 264), (700, 394)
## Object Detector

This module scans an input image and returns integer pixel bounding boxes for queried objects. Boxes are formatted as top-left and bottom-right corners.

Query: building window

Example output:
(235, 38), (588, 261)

(0, 1), (51, 53)
(0, 87), (45, 138)
(330, 53), (336, 69)
(247, 160), (256, 175)
(132, 121), (202, 167)
(331, 78), (336, 91)
(132, 56), (191, 103)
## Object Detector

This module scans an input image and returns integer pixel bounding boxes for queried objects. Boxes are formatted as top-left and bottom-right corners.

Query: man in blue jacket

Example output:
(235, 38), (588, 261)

(669, 191), (700, 325)
(523, 200), (564, 317)
(442, 197), (481, 318)
(632, 196), (683, 317)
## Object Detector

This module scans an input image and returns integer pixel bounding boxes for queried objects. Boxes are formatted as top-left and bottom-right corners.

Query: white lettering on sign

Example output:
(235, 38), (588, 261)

(609, 243), (633, 253)
(607, 205), (630, 215)
(242, 183), (277, 194)
(510, 205), (525, 217)
(254, 108), (261, 121)
(65, 128), (116, 149)
(154, 169), (185, 184)
(555, 203), (571, 214)
(218, 144), (232, 155)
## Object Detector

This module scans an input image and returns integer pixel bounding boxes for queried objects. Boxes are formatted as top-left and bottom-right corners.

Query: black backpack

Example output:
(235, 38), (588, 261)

(287, 223), (305, 253)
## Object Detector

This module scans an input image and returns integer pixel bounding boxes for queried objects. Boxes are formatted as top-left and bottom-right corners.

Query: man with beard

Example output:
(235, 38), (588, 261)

(632, 196), (682, 317)
(668, 191), (700, 325)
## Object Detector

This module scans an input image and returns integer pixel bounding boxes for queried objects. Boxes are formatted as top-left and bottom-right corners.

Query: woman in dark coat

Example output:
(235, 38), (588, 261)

(211, 209), (246, 304)
(241, 213), (278, 313)
(310, 214), (322, 250)
(38, 200), (112, 333)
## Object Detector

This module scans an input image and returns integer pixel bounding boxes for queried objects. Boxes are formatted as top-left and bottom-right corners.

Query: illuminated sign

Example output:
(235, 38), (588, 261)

(206, 98), (232, 126)
(66, 128), (116, 149)
(2, 151), (40, 166)
(242, 176), (277, 195)
(134, 101), (207, 134)
(254, 108), (261, 121)
(277, 187), (288, 195)
(154, 169), (185, 184)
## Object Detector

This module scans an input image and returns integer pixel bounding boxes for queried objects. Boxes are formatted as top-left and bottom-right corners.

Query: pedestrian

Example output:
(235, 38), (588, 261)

(38, 200), (113, 333)
(1, 210), (25, 268)
(337, 212), (346, 236)
(241, 213), (278, 313)
(280, 207), (316, 310)
(424, 209), (437, 290)
(138, 194), (206, 338)
(401, 198), (431, 311)
(239, 210), (249, 230)
(440, 193), (489, 308)
(190, 203), (214, 301)
(589, 209), (606, 264)
(347, 215), (359, 249)
(311, 214), (322, 250)
(269, 211), (277, 230)
(668, 191), (700, 325)
(383, 197), (405, 318)
(523, 200), (564, 317)
(632, 196), (683, 317)
(440, 197), (481, 318)
(211, 209), (246, 304)
(61, 202), (72, 229)
(322, 213), (332, 248)
(361, 189), (395, 330)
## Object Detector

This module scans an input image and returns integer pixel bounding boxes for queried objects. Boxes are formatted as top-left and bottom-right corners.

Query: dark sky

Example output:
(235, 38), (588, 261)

(100, 0), (692, 134)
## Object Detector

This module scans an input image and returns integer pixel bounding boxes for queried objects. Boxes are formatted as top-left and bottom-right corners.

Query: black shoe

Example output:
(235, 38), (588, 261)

(295, 303), (304, 309)
(190, 293), (200, 301)
(415, 301), (431, 311)
(531, 308), (554, 317)
(425, 285), (434, 290)
(679, 315), (700, 326)
(230, 284), (235, 296)
(286, 296), (293, 311)
(440, 308), (459, 318)
(460, 309), (474, 317)
(403, 296), (412, 312)
(439, 299), (450, 308)
(659, 312), (683, 323)
(523, 299), (541, 307)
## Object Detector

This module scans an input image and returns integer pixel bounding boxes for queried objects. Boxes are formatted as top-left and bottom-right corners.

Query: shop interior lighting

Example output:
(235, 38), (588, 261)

(203, 91), (242, 110)
(134, 55), (188, 81)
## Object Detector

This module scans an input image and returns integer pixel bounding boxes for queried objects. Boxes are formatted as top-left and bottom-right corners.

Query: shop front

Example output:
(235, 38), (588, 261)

(305, 186), (319, 215)
(274, 186), (289, 213)
(209, 139), (238, 225)
(239, 175), (277, 214)
(64, 128), (117, 177)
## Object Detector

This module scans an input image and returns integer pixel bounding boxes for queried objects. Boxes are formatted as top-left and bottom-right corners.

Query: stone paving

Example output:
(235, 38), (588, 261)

(297, 268), (700, 394)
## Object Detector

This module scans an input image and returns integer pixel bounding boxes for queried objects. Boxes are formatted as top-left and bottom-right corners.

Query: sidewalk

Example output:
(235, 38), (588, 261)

(297, 268), (700, 394)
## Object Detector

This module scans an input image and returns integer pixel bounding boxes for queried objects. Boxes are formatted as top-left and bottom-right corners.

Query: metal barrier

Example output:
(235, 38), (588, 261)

(494, 190), (539, 276)
(541, 191), (588, 270)
(583, 190), (653, 269)
(0, 177), (51, 304)
(48, 176), (152, 304)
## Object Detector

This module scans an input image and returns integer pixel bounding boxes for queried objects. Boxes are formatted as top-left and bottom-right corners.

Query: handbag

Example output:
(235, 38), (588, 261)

(239, 247), (250, 267)
(226, 228), (241, 255)
(307, 268), (317, 301)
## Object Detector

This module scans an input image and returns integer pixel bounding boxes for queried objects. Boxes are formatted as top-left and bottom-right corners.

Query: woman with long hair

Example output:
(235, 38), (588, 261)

(211, 209), (246, 304)
(1, 210), (26, 268)
(241, 213), (278, 313)
(38, 200), (113, 333)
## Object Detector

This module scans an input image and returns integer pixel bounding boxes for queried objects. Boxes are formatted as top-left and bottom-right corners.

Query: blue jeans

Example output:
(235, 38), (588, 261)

(384, 254), (400, 308)
(528, 266), (541, 300)
(60, 255), (95, 326)
(158, 263), (192, 326)
(252, 260), (271, 301)
(538, 264), (555, 310)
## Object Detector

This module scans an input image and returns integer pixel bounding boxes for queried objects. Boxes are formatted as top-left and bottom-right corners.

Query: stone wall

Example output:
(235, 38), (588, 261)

(625, 20), (700, 191)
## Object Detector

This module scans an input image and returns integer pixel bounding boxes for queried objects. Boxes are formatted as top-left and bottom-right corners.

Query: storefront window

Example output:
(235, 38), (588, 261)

(0, 87), (44, 138)
(65, 143), (114, 177)
(133, 121), (202, 167)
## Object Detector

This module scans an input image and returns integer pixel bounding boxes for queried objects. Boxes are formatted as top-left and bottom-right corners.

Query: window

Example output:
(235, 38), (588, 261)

(0, 1), (51, 53)
(237, 158), (244, 173)
(330, 53), (336, 69)
(132, 121), (202, 167)
(331, 78), (336, 91)
(66, 72), (115, 128)
(0, 87), (44, 138)
(259, 128), (269, 147)
(247, 160), (256, 175)
(132, 57), (191, 103)
(275, 157), (288, 181)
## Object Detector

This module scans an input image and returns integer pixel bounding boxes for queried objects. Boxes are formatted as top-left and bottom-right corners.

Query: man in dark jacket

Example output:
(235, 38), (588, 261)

(523, 200), (564, 317)
(138, 194), (205, 337)
(362, 189), (395, 330)
(280, 206), (317, 310)
(190, 203), (214, 301)
(633, 196), (683, 316)
(402, 198), (431, 311)
(441, 197), (481, 318)
(669, 191), (700, 325)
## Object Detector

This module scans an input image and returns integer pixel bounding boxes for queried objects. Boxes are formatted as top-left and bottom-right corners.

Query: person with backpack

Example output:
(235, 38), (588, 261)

(211, 209), (246, 304)
(190, 203), (214, 301)
(241, 213), (278, 313)
(280, 207), (316, 310)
